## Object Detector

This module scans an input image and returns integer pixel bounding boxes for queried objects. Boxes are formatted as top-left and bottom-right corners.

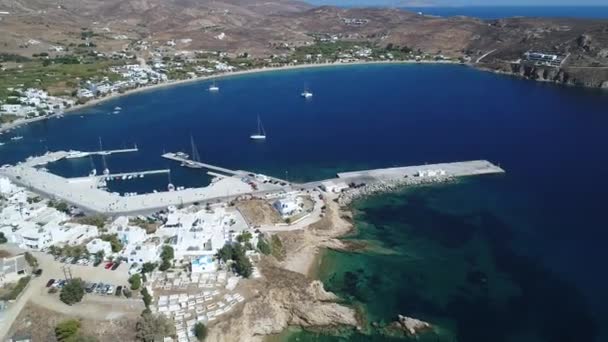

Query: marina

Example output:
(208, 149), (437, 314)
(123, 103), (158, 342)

(0, 150), (504, 215)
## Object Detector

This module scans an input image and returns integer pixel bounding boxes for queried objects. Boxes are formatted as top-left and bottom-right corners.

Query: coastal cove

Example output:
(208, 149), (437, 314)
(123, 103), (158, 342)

(1, 64), (608, 341)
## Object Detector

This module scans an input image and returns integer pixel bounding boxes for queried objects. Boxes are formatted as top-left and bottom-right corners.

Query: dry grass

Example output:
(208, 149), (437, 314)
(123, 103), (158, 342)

(9, 303), (138, 342)
(235, 199), (282, 226)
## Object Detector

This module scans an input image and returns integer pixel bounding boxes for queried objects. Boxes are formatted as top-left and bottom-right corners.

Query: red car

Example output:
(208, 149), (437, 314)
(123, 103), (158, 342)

(104, 262), (113, 269)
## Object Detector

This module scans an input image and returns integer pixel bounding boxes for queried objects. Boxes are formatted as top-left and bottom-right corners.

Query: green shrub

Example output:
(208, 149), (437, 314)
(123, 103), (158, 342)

(60, 279), (85, 305)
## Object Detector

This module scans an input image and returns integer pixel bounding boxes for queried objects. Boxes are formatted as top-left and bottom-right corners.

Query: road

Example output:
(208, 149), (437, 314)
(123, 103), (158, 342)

(476, 49), (497, 63)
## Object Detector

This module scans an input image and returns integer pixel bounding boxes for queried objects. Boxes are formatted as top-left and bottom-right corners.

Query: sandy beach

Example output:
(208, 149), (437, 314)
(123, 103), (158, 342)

(0, 59), (458, 134)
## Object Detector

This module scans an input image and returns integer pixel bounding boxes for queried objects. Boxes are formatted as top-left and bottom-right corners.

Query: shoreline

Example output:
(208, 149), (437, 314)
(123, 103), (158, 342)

(0, 59), (458, 134)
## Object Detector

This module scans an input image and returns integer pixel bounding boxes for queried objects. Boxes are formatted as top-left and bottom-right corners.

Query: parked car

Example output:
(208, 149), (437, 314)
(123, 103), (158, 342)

(33, 269), (43, 276)
(46, 279), (55, 288)
(106, 285), (114, 295)
(115, 285), (122, 296)
(104, 262), (113, 269)
(111, 262), (121, 271)
(86, 283), (97, 293)
(94, 283), (105, 294)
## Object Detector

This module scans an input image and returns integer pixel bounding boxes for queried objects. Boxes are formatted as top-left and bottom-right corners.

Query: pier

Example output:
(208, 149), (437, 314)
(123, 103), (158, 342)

(161, 152), (239, 176)
(64, 145), (139, 160)
(67, 169), (171, 185)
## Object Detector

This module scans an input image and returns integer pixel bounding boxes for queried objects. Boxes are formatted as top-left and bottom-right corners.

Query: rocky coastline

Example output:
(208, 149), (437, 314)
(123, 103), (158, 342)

(338, 176), (456, 206)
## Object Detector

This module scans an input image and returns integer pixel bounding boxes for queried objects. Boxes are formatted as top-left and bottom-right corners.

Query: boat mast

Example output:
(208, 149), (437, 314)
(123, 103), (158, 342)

(190, 135), (201, 162)
(257, 115), (265, 136)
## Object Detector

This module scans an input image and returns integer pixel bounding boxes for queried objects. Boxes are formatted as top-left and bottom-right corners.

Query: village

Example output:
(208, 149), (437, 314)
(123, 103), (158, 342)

(0, 172), (327, 342)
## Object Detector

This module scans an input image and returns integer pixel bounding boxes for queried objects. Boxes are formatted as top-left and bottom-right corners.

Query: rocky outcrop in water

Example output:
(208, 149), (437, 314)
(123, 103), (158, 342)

(392, 315), (433, 335)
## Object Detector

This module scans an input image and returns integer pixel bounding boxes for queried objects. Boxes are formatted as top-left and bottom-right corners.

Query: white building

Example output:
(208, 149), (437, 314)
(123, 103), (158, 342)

(0, 255), (28, 286)
(320, 180), (349, 193)
(273, 198), (300, 217)
(156, 207), (237, 261)
(416, 169), (447, 178)
(86, 238), (112, 255)
(109, 216), (147, 245)
(123, 239), (161, 264)
(0, 177), (18, 195)
(11, 223), (98, 250)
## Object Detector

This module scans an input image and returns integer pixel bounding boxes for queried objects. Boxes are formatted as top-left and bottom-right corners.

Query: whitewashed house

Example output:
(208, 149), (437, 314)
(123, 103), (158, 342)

(86, 238), (112, 255)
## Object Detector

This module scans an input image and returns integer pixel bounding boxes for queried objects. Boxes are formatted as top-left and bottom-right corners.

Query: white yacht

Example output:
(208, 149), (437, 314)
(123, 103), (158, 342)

(209, 81), (219, 92)
(10, 136), (23, 141)
(0, 142), (5, 147)
(65, 151), (91, 159)
(114, 106), (122, 111)
(250, 115), (266, 140)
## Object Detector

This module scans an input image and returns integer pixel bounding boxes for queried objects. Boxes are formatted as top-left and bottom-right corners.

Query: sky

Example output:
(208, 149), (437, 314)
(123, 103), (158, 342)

(306, 0), (608, 6)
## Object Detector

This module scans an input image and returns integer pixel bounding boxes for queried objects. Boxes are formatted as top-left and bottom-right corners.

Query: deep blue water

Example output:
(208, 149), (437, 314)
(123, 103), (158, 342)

(1, 64), (608, 340)
(402, 6), (608, 20)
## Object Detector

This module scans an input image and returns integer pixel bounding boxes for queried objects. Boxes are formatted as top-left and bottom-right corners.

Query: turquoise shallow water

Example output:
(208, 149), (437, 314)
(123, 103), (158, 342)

(286, 178), (604, 342)
(1, 64), (608, 341)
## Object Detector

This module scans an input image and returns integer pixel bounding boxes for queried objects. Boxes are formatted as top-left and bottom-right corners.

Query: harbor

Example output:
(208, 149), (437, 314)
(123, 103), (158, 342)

(0, 150), (505, 215)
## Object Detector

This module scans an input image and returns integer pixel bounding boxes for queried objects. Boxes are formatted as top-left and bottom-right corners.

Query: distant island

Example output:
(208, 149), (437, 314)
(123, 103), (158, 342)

(0, 0), (607, 129)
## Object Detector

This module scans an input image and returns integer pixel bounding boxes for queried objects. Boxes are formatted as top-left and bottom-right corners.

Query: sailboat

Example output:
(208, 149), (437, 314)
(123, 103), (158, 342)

(183, 135), (204, 169)
(301, 85), (313, 98)
(209, 80), (219, 92)
(88, 156), (97, 177)
(250, 115), (266, 140)
(167, 171), (175, 192)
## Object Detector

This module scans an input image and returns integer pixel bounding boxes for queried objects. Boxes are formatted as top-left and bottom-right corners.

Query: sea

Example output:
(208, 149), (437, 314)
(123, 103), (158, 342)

(1, 63), (608, 342)
(401, 6), (608, 20)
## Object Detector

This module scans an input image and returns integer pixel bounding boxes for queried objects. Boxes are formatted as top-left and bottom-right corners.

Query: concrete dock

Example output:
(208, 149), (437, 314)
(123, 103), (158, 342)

(0, 152), (504, 215)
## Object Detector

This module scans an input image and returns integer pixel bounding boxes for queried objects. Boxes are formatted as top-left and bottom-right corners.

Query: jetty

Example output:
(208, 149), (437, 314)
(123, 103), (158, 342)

(67, 169), (171, 186)
(0, 151), (504, 215)
(64, 146), (138, 159)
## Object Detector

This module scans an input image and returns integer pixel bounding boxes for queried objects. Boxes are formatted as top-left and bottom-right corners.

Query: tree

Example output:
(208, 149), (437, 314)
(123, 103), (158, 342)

(236, 231), (252, 244)
(193, 322), (208, 341)
(159, 260), (171, 271)
(158, 245), (174, 271)
(129, 274), (142, 290)
(160, 245), (174, 262)
(0, 232), (7, 244)
(94, 250), (104, 266)
(135, 312), (176, 342)
(24, 252), (38, 268)
(141, 287), (152, 308)
(257, 237), (271, 255)
(60, 279), (85, 305)
(141, 262), (156, 274)
(233, 254), (252, 278)
(55, 319), (81, 341)
(215, 245), (233, 263)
